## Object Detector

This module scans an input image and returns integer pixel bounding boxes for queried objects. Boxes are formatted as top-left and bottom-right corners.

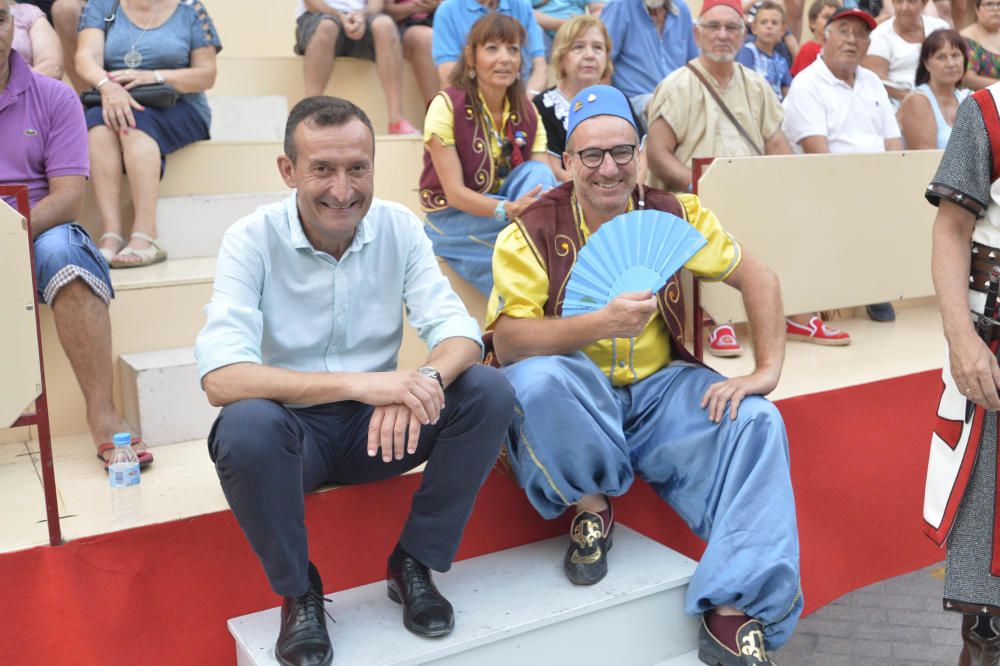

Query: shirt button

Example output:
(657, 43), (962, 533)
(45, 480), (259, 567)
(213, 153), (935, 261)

(618, 361), (626, 368)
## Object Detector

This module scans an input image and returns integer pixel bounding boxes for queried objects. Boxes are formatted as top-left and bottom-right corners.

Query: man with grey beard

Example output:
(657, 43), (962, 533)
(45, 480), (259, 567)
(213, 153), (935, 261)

(643, 0), (838, 359)
(600, 0), (698, 127)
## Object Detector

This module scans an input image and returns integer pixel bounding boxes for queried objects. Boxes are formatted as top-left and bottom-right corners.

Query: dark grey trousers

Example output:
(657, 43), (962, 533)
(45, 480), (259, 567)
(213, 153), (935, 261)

(208, 364), (514, 597)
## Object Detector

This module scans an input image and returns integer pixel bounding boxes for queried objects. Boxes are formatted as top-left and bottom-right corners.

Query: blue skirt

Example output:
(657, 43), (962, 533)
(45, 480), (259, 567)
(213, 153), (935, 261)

(85, 98), (210, 176)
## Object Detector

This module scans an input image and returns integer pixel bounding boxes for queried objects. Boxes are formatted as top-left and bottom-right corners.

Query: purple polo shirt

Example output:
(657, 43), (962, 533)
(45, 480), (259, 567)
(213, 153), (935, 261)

(0, 51), (89, 211)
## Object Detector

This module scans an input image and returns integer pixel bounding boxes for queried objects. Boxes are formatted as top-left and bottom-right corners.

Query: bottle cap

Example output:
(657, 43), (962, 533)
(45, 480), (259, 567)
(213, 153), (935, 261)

(112, 432), (132, 447)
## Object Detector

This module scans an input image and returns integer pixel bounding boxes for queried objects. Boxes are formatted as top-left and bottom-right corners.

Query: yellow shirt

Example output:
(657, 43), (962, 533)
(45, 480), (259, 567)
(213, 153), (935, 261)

(423, 90), (549, 191)
(486, 192), (741, 385)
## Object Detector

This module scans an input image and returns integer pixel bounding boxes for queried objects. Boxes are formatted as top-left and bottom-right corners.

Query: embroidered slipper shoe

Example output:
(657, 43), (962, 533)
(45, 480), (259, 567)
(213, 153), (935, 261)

(785, 316), (851, 346)
(708, 324), (742, 357)
(563, 509), (613, 586)
(698, 615), (777, 666)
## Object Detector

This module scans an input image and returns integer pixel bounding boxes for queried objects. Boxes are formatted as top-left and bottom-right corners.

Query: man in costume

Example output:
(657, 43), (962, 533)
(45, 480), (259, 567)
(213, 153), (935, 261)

(925, 83), (1000, 664)
(487, 84), (801, 665)
(195, 96), (514, 666)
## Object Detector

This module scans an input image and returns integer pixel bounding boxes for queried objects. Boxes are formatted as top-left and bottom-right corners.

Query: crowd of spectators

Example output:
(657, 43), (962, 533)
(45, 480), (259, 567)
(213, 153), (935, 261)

(0, 0), (991, 427)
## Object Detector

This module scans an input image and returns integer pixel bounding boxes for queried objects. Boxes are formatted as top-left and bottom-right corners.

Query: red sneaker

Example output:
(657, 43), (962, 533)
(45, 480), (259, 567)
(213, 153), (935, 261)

(388, 119), (420, 136)
(708, 324), (742, 357)
(785, 316), (851, 346)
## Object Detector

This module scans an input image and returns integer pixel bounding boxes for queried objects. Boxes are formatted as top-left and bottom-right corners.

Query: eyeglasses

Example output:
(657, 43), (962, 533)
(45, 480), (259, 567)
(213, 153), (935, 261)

(830, 25), (870, 40)
(982, 1), (1000, 10)
(575, 144), (637, 168)
(699, 21), (744, 33)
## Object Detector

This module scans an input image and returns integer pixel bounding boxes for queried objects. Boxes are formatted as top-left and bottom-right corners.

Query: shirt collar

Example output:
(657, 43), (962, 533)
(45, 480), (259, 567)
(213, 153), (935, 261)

(815, 54), (856, 89)
(285, 193), (377, 256)
(464, 0), (509, 12)
(1, 52), (32, 106)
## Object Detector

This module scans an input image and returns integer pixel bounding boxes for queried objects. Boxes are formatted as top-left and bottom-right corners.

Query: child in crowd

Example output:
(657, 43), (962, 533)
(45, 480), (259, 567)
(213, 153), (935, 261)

(743, 0), (798, 65)
(532, 0), (605, 51)
(791, 0), (841, 75)
(737, 0), (793, 98)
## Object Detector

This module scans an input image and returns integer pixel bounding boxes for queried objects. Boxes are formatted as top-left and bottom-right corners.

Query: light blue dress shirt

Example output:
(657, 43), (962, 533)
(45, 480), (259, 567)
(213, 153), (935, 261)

(195, 195), (483, 394)
(431, 0), (546, 79)
(601, 0), (699, 99)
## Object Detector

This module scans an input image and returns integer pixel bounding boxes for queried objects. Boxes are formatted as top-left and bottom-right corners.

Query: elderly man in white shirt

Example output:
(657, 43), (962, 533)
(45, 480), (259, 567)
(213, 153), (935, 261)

(195, 96), (514, 666)
(782, 6), (902, 322)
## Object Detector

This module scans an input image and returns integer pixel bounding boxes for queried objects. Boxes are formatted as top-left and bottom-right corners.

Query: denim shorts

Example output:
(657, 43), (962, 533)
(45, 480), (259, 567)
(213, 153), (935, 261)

(34, 223), (114, 306)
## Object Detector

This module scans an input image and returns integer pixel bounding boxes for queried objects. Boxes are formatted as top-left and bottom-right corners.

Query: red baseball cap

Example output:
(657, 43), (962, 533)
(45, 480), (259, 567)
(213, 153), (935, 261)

(699, 0), (743, 18)
(825, 6), (877, 31)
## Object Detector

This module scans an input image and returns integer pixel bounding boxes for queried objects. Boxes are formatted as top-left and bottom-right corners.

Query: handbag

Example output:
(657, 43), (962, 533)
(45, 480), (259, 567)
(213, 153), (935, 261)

(79, 0), (179, 110)
(81, 83), (179, 109)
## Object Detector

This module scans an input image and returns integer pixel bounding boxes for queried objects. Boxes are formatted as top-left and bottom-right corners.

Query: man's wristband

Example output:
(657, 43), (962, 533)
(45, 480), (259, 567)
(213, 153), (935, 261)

(416, 366), (444, 389)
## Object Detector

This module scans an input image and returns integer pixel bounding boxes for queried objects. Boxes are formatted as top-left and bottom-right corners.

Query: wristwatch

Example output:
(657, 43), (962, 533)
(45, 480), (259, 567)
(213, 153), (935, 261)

(416, 366), (444, 389)
(154, 70), (165, 84)
(493, 200), (508, 224)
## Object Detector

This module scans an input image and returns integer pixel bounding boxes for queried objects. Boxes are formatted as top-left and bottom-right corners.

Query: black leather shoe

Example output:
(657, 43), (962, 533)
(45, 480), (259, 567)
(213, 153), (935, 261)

(563, 509), (613, 586)
(698, 615), (777, 665)
(387, 554), (455, 637)
(275, 563), (334, 666)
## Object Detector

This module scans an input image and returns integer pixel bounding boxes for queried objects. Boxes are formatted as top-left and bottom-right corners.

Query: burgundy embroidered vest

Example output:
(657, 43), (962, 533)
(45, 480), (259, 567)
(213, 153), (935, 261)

(419, 87), (538, 213)
(484, 182), (701, 367)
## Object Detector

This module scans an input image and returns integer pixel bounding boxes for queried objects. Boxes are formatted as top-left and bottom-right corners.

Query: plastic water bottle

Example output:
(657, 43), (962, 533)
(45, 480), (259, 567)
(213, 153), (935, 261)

(108, 432), (141, 525)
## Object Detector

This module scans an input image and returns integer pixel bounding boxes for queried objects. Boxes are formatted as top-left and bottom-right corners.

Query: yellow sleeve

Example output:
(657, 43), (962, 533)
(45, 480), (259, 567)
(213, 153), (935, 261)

(677, 193), (742, 281)
(531, 114), (548, 155)
(423, 93), (455, 147)
(485, 223), (551, 329)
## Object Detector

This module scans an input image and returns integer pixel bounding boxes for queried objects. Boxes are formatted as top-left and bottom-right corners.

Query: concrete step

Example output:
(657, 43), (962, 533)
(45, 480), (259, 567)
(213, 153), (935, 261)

(228, 525), (699, 666)
(208, 96), (288, 142)
(155, 192), (287, 260)
(656, 650), (704, 665)
(213, 56), (427, 134)
(118, 347), (219, 447)
(76, 136), (424, 248)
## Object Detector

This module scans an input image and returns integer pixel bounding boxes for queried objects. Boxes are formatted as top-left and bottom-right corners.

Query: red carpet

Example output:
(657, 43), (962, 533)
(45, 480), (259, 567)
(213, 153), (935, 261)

(0, 369), (945, 665)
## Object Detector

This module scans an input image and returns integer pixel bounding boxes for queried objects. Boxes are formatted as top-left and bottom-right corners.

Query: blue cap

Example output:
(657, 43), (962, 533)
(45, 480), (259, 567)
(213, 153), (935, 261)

(565, 85), (638, 145)
(113, 432), (132, 446)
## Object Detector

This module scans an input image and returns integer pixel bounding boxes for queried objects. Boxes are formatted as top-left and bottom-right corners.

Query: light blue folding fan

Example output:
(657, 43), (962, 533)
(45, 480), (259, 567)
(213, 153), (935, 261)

(562, 210), (707, 316)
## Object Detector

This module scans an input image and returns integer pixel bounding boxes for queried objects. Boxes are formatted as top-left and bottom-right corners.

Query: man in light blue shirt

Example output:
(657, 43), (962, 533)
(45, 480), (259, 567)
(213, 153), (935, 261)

(195, 96), (514, 666)
(432, 0), (548, 94)
(601, 0), (699, 125)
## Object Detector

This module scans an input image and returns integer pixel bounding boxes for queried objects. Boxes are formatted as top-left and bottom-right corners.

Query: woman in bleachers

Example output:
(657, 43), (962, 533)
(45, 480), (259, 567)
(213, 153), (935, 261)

(961, 0), (1000, 89)
(419, 13), (557, 295)
(76, 0), (221, 268)
(897, 28), (969, 148)
(862, 0), (948, 106)
(12, 0), (63, 78)
(533, 14), (645, 182)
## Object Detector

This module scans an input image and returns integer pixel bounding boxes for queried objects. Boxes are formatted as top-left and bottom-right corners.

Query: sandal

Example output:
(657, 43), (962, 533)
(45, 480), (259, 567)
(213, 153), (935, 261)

(97, 435), (154, 471)
(98, 232), (126, 264)
(110, 231), (167, 269)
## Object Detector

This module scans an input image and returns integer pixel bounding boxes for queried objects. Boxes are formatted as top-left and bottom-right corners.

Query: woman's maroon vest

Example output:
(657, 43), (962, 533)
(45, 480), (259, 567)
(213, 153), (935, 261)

(484, 182), (700, 367)
(419, 87), (538, 213)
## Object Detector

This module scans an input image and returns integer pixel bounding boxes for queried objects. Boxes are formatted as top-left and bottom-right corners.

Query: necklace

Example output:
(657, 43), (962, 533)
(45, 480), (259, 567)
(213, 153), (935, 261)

(123, 0), (160, 69)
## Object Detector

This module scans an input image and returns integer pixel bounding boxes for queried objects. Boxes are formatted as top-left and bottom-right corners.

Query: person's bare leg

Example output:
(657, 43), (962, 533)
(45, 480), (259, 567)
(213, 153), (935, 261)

(303, 19), (339, 97)
(113, 129), (162, 263)
(52, 0), (86, 90)
(402, 25), (439, 104)
(88, 126), (127, 256)
(371, 14), (406, 125)
(49, 280), (128, 449)
(576, 494), (608, 514)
